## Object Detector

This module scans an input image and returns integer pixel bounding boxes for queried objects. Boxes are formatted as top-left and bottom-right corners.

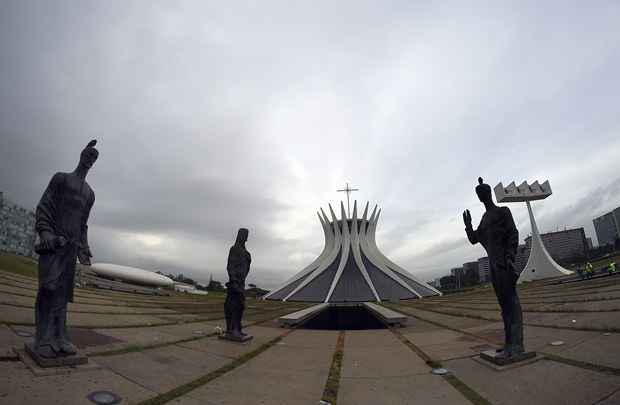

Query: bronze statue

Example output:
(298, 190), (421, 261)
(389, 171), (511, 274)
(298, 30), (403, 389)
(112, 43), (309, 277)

(221, 228), (253, 342)
(30, 140), (98, 361)
(463, 177), (527, 361)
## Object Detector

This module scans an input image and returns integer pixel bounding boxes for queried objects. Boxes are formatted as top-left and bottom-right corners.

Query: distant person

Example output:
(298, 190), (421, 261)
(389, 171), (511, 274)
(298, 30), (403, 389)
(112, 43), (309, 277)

(577, 266), (585, 280)
(585, 262), (594, 279)
(609, 261), (617, 275)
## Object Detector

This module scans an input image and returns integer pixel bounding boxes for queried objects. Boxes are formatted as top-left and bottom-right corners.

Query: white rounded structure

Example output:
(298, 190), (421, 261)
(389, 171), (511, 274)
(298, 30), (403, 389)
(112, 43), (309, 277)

(90, 263), (174, 287)
(264, 201), (441, 303)
(494, 180), (573, 282)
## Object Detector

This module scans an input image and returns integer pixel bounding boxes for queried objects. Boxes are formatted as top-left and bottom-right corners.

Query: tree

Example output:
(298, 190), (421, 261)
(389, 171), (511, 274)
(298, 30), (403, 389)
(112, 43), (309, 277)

(207, 279), (225, 292)
(440, 275), (456, 290)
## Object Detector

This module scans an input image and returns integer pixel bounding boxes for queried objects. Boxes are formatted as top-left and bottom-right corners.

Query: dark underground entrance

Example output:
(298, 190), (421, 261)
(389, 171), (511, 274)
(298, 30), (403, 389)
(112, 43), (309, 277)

(299, 304), (387, 330)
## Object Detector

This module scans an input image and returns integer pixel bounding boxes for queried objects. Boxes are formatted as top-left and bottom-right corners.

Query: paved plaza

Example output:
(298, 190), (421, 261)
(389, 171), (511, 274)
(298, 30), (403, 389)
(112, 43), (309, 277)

(1, 265), (620, 405)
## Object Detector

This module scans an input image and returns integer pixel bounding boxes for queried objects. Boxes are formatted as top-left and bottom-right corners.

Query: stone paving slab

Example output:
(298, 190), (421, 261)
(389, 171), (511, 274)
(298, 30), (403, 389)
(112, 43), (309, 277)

(343, 329), (406, 348)
(153, 321), (226, 338)
(401, 328), (464, 346)
(166, 396), (211, 405)
(0, 302), (184, 327)
(417, 337), (495, 361)
(0, 293), (196, 314)
(274, 328), (339, 349)
(0, 324), (25, 358)
(0, 293), (34, 308)
(342, 330), (428, 378)
(67, 311), (172, 327)
(178, 326), (283, 359)
(445, 356), (620, 405)
(95, 344), (230, 394)
(0, 284), (36, 298)
(394, 306), (493, 329)
(184, 331), (331, 405)
(398, 316), (445, 334)
(398, 304), (620, 332)
(339, 374), (471, 405)
(188, 367), (326, 404)
(521, 325), (599, 354)
(431, 299), (620, 312)
(559, 331), (620, 369)
(93, 326), (182, 348)
(0, 360), (156, 404)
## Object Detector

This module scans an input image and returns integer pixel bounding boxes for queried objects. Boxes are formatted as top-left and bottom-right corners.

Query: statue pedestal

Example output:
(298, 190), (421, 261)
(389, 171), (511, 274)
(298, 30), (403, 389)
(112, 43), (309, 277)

(480, 349), (536, 366)
(23, 342), (88, 368)
(218, 333), (253, 343)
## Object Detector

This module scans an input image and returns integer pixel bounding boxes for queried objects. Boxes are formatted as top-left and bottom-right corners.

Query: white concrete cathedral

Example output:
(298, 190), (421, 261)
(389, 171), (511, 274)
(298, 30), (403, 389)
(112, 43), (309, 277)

(264, 201), (441, 303)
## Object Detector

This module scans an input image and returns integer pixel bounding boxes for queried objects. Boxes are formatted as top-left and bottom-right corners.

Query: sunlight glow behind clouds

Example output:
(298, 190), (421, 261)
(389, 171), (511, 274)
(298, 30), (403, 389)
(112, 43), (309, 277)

(1, 1), (619, 287)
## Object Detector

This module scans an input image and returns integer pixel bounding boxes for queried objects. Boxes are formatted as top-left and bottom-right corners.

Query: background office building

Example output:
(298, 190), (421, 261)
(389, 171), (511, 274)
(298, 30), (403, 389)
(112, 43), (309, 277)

(0, 192), (36, 257)
(593, 207), (620, 246)
(477, 256), (490, 283)
(524, 227), (588, 266)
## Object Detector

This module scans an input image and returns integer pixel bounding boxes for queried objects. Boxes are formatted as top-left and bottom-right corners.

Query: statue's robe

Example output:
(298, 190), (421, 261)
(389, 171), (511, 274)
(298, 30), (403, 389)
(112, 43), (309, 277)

(34, 172), (94, 349)
(224, 243), (251, 333)
(466, 206), (523, 352)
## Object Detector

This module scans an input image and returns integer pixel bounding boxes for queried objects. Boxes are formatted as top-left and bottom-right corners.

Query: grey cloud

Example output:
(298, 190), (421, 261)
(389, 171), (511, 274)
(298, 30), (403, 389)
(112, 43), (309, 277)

(1, 1), (620, 287)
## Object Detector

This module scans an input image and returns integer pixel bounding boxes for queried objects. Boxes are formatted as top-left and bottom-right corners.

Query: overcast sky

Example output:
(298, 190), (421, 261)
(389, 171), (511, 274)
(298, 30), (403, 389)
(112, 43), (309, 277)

(1, 1), (619, 288)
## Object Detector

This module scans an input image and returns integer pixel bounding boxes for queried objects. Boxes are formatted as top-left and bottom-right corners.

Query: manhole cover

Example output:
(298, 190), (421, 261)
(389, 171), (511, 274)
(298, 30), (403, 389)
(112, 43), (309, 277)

(15, 330), (33, 338)
(431, 368), (449, 375)
(87, 391), (122, 405)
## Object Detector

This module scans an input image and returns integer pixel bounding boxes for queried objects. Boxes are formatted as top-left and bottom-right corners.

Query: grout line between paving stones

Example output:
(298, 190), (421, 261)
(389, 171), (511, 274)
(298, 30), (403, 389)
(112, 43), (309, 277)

(97, 360), (160, 396)
(0, 305), (302, 330)
(0, 299), (230, 316)
(135, 328), (295, 405)
(389, 304), (620, 377)
(389, 327), (492, 405)
(321, 330), (345, 405)
(394, 304), (620, 333)
(416, 302), (620, 314)
(592, 386), (620, 404)
(89, 311), (293, 357)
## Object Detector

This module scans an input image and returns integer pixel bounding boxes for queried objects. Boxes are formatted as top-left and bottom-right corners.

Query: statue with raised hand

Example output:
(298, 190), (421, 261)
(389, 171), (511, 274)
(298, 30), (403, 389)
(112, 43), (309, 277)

(30, 140), (98, 362)
(463, 177), (531, 363)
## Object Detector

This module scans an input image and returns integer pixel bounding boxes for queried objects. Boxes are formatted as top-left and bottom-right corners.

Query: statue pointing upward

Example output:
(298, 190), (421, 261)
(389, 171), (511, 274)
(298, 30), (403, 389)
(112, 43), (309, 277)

(463, 177), (530, 362)
(30, 140), (98, 362)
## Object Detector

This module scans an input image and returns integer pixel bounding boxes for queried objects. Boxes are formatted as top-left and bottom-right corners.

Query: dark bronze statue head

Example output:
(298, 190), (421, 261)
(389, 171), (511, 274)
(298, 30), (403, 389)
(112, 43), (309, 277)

(235, 228), (249, 245)
(79, 139), (99, 169)
(475, 177), (493, 203)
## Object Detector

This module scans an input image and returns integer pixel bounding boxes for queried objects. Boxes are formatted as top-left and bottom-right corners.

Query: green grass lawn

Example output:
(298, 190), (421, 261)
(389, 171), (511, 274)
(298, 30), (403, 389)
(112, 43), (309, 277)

(0, 252), (38, 278)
